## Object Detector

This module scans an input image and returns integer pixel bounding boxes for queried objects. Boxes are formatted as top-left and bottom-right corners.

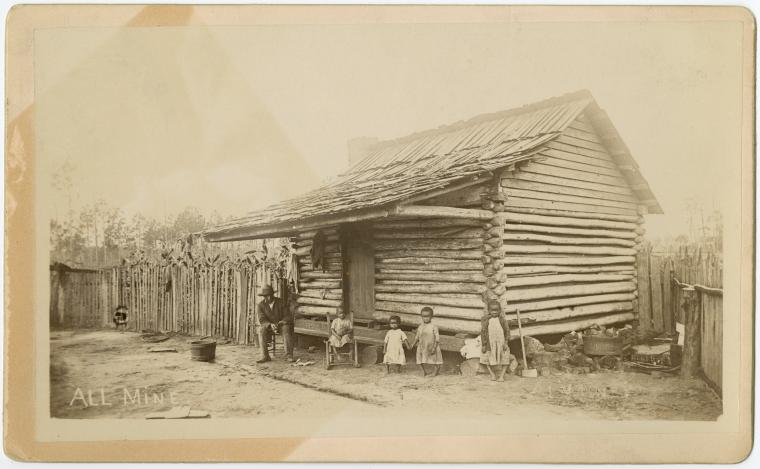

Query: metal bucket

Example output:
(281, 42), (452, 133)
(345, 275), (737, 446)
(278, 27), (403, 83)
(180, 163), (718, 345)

(190, 340), (216, 362)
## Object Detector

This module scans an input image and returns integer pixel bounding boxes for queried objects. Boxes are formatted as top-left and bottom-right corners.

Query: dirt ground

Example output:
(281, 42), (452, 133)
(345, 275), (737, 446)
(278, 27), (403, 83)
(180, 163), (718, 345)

(50, 329), (722, 421)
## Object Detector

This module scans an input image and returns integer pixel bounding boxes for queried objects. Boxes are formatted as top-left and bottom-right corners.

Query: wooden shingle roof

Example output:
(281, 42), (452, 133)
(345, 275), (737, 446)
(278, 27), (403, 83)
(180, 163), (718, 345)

(205, 90), (660, 241)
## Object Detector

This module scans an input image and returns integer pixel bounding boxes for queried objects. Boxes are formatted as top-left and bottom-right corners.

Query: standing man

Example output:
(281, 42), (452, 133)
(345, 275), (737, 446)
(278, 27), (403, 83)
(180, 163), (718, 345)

(255, 284), (294, 363)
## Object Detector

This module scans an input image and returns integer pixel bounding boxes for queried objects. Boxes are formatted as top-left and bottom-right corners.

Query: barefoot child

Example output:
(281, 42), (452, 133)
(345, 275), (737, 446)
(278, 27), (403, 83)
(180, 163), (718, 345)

(383, 315), (409, 373)
(480, 300), (511, 381)
(410, 307), (443, 376)
(328, 306), (353, 361)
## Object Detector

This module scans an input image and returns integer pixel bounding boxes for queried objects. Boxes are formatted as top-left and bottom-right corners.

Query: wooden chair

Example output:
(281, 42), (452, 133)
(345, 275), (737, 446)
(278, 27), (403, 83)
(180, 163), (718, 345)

(324, 312), (360, 370)
(266, 326), (284, 358)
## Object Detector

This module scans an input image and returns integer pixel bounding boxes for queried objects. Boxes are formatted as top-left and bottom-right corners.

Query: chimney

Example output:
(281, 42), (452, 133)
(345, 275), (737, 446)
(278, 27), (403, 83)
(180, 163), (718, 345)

(347, 136), (378, 167)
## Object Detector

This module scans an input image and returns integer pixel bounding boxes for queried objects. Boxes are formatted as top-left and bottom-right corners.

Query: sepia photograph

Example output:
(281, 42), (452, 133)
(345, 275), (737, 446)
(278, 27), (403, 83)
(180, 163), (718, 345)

(4, 3), (754, 463)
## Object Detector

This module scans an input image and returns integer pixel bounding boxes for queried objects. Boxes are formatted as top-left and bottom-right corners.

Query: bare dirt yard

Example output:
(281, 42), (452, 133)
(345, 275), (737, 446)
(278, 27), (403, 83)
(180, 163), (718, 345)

(50, 329), (722, 421)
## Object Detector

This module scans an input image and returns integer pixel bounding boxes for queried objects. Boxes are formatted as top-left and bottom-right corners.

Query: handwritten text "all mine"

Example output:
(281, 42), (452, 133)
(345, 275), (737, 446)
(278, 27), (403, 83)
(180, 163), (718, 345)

(69, 387), (180, 407)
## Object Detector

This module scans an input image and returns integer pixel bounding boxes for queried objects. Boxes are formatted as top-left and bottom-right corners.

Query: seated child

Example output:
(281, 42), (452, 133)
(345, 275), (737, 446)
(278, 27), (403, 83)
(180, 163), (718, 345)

(410, 306), (443, 377)
(383, 315), (409, 374)
(328, 307), (353, 360)
(480, 300), (511, 382)
(113, 305), (128, 331)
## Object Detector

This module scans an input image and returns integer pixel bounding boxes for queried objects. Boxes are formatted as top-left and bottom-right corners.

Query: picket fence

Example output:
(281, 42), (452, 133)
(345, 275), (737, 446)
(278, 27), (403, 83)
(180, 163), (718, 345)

(50, 261), (284, 346)
(637, 247), (722, 393)
(50, 266), (116, 329)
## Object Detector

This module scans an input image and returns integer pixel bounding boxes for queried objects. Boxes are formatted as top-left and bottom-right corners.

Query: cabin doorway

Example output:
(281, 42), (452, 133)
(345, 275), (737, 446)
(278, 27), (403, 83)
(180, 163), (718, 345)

(342, 224), (375, 321)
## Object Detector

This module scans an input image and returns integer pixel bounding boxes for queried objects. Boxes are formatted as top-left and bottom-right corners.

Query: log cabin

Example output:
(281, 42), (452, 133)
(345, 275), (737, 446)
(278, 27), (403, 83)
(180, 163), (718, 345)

(203, 90), (661, 352)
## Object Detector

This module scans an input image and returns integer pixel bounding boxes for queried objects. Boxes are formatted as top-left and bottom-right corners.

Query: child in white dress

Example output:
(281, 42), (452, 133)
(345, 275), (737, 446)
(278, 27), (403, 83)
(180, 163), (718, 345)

(480, 300), (511, 381)
(383, 315), (409, 374)
(410, 306), (443, 376)
(328, 306), (353, 362)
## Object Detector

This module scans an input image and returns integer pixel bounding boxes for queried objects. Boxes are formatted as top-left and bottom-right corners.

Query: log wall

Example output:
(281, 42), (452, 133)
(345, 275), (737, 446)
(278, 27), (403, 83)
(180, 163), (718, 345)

(292, 115), (649, 338)
(498, 113), (642, 335)
(294, 227), (344, 318)
(371, 217), (486, 332)
(503, 114), (639, 218)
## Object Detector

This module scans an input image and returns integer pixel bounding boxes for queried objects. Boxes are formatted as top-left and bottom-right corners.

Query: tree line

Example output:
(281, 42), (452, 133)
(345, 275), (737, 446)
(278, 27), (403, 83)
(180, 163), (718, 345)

(50, 202), (233, 268)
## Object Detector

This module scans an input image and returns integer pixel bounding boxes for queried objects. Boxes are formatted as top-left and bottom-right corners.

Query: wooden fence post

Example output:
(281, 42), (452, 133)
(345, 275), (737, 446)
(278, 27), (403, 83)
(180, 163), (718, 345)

(650, 255), (664, 332)
(252, 273), (260, 347)
(636, 248), (652, 333)
(662, 261), (674, 334)
(238, 269), (248, 344)
(84, 255), (282, 341)
(680, 287), (701, 378)
(100, 272), (108, 327)
(50, 270), (59, 328)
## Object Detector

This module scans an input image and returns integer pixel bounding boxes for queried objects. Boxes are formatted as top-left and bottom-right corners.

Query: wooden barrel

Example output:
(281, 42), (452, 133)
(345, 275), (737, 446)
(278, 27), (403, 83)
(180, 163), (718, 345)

(190, 340), (216, 362)
(359, 345), (383, 365)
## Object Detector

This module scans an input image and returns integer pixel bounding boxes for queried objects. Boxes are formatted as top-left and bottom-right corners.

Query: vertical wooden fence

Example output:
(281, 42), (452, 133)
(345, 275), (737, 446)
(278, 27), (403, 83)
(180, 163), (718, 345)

(116, 262), (282, 344)
(50, 266), (118, 328)
(50, 260), (285, 345)
(637, 247), (722, 393)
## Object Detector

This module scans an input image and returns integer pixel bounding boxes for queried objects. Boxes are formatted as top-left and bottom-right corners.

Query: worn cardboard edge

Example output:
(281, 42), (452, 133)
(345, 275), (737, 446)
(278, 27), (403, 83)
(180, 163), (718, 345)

(3, 4), (756, 463)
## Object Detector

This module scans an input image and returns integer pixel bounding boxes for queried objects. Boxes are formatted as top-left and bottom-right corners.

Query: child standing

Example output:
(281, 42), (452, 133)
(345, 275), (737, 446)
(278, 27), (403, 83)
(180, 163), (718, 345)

(480, 300), (511, 381)
(383, 315), (409, 374)
(410, 306), (443, 376)
(328, 306), (353, 361)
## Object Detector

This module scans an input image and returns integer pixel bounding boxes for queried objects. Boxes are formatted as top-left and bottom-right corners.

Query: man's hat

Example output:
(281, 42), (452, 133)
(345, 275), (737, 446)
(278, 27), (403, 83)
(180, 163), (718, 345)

(260, 284), (274, 295)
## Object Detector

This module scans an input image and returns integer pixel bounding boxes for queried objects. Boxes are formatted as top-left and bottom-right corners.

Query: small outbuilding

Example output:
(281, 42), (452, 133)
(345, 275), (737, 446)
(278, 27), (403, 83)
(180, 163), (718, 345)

(204, 90), (661, 351)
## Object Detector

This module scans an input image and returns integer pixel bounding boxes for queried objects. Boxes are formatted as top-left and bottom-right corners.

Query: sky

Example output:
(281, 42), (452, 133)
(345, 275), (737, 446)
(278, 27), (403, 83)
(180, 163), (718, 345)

(35, 14), (745, 238)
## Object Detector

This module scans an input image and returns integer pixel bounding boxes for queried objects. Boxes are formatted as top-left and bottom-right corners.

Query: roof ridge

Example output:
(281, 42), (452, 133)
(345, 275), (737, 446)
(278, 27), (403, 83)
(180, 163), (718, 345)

(366, 89), (594, 153)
